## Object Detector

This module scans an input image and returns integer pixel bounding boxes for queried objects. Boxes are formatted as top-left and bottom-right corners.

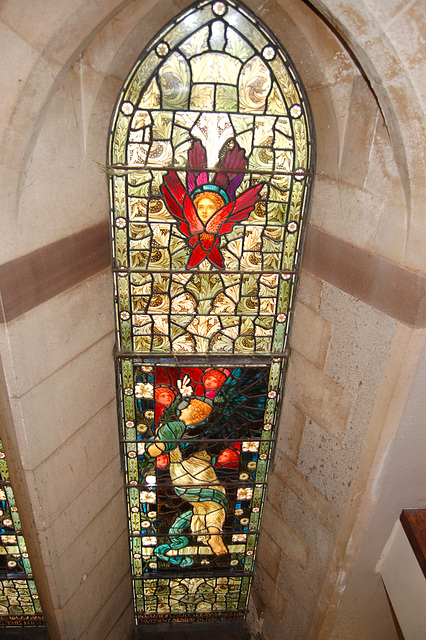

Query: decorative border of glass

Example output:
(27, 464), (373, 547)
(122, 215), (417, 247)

(108, 0), (314, 624)
(0, 440), (44, 626)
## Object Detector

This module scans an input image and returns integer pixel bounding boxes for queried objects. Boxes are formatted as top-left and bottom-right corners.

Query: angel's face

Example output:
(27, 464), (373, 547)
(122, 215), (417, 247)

(196, 196), (218, 223)
(194, 193), (225, 223)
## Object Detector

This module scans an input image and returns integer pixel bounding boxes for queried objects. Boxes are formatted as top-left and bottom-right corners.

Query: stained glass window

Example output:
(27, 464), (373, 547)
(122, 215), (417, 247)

(0, 439), (44, 627)
(108, 0), (313, 624)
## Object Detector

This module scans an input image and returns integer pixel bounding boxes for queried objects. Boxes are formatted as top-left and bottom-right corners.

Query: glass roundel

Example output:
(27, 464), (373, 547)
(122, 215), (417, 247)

(108, 0), (313, 625)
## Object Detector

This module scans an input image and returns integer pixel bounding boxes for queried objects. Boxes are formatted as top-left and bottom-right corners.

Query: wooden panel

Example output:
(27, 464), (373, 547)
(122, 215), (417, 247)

(381, 520), (426, 640)
(400, 509), (426, 579)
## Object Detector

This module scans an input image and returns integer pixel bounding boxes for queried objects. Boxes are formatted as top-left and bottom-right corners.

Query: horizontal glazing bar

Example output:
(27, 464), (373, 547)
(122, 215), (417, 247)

(0, 573), (35, 580)
(121, 437), (275, 444)
(115, 352), (288, 362)
(133, 570), (254, 580)
(130, 528), (262, 537)
(106, 163), (314, 178)
(136, 616), (246, 621)
(130, 527), (260, 547)
(113, 267), (299, 276)
(115, 312), (290, 317)
(126, 481), (269, 490)
(136, 612), (247, 620)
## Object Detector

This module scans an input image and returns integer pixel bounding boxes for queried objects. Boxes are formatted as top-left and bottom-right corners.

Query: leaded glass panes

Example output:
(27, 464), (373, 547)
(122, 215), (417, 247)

(108, 0), (313, 625)
(0, 439), (44, 627)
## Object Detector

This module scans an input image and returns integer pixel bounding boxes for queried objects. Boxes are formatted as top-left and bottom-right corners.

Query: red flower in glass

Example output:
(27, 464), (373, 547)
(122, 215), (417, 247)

(161, 141), (263, 269)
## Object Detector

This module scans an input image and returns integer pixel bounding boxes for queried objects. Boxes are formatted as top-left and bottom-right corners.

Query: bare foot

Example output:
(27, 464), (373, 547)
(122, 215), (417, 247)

(207, 527), (228, 556)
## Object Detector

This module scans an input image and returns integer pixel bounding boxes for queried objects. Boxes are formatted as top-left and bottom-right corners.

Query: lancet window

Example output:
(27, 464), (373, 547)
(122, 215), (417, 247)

(108, 0), (313, 624)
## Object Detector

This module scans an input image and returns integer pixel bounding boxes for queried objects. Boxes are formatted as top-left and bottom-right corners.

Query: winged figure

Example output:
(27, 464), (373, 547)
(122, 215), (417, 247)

(161, 140), (263, 269)
(137, 366), (268, 564)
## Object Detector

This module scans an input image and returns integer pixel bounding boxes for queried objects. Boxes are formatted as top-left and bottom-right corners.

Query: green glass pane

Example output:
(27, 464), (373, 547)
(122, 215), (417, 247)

(270, 54), (301, 108)
(215, 85), (238, 112)
(124, 51), (160, 104)
(112, 113), (130, 164)
(190, 84), (215, 111)
(158, 53), (191, 111)
(191, 52), (241, 84)
(164, 6), (213, 49)
(238, 56), (271, 114)
(225, 26), (254, 61)
(179, 25), (210, 58)
(224, 7), (268, 52)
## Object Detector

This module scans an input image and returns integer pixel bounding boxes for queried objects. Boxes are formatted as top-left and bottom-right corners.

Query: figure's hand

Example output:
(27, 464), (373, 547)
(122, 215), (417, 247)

(177, 375), (193, 398)
(147, 441), (166, 457)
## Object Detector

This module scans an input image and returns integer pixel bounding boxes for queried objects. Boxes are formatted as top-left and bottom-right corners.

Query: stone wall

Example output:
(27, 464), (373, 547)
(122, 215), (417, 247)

(245, 2), (426, 638)
(0, 1), (425, 639)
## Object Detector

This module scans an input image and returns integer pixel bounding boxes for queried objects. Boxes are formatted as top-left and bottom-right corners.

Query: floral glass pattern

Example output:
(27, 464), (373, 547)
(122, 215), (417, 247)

(0, 440), (44, 627)
(108, 0), (313, 624)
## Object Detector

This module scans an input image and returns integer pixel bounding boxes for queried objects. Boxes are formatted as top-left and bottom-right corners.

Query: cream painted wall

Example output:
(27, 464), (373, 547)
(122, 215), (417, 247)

(0, 1), (424, 639)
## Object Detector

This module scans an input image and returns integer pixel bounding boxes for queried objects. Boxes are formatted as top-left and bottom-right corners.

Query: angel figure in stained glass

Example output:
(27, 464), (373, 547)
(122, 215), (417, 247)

(162, 140), (263, 269)
(148, 394), (229, 560)
(138, 367), (267, 567)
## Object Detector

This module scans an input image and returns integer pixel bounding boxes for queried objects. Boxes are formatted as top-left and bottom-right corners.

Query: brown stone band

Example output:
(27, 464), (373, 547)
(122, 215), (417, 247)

(0, 222), (424, 327)
(303, 226), (426, 327)
(0, 222), (111, 323)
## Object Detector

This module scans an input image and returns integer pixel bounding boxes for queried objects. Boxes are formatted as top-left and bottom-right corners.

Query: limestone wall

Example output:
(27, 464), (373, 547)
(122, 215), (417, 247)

(245, 2), (426, 639)
(0, 1), (424, 639)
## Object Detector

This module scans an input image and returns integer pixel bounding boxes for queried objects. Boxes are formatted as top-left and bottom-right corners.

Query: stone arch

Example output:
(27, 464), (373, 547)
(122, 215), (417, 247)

(2, 0), (424, 267)
(303, 0), (425, 268)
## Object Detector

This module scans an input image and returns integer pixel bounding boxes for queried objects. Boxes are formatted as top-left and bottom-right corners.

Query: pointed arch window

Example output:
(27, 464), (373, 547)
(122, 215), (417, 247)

(108, 0), (313, 625)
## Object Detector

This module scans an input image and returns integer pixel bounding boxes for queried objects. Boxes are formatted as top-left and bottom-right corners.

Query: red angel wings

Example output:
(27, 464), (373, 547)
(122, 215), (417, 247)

(161, 171), (263, 269)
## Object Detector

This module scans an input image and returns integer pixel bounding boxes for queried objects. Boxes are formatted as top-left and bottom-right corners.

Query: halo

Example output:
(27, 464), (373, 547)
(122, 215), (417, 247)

(191, 184), (230, 204)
